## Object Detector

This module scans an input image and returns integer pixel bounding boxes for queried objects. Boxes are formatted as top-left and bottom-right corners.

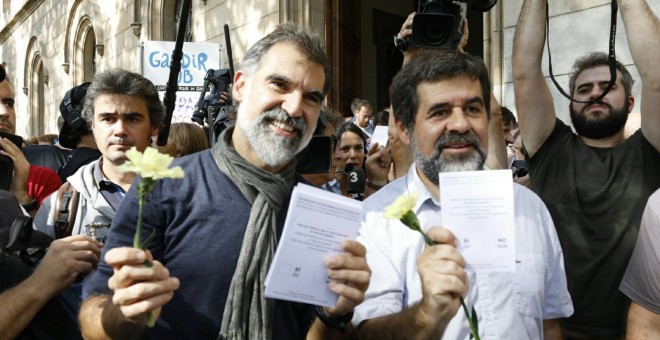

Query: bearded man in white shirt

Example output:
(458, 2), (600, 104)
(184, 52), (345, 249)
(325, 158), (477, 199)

(351, 50), (573, 339)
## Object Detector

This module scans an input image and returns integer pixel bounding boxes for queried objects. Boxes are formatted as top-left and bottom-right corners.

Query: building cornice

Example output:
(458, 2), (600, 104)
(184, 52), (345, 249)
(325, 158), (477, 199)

(0, 0), (46, 44)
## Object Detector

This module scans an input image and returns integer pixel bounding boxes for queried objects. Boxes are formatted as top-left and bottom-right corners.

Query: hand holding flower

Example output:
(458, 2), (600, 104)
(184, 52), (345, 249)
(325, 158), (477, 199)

(116, 146), (184, 327)
(105, 247), (180, 325)
(384, 193), (480, 340)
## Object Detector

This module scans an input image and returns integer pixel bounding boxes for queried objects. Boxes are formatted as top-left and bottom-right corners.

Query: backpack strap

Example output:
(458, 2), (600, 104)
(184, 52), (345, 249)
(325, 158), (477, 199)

(54, 182), (80, 239)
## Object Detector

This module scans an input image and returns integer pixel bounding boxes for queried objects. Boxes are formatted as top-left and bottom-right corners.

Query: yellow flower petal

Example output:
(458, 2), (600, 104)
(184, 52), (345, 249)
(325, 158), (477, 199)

(118, 146), (185, 180)
(383, 192), (419, 220)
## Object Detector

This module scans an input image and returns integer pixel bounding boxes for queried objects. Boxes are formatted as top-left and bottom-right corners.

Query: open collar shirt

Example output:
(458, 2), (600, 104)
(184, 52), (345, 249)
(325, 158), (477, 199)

(354, 164), (573, 339)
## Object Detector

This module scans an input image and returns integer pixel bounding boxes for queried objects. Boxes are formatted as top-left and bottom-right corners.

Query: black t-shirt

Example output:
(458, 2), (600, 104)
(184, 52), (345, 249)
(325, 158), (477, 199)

(524, 119), (660, 335)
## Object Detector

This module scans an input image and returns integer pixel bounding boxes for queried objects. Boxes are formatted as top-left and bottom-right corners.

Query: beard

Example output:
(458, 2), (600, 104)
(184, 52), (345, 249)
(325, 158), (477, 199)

(570, 101), (629, 139)
(411, 130), (487, 185)
(238, 106), (311, 167)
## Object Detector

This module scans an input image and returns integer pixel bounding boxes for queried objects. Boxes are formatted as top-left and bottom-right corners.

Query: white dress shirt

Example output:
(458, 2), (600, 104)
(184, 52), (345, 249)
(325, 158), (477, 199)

(354, 165), (573, 339)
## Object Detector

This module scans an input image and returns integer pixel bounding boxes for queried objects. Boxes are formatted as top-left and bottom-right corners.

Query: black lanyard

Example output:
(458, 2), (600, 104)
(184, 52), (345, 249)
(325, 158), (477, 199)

(546, 0), (619, 104)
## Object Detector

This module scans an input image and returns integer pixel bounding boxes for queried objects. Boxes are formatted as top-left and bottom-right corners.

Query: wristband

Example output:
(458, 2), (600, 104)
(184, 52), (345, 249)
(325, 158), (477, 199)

(22, 199), (38, 212)
(315, 305), (353, 331)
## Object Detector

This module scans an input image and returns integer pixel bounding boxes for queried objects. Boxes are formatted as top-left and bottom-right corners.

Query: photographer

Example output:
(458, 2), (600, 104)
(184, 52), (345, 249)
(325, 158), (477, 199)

(513, 0), (660, 337)
(395, 9), (509, 171)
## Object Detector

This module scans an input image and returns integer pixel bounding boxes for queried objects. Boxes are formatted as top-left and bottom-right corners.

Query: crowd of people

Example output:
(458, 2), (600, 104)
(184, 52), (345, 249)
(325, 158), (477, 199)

(0, 0), (659, 338)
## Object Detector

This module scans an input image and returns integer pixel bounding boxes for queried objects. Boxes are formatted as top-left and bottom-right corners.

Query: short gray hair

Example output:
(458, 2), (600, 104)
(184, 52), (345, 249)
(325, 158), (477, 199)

(240, 22), (331, 94)
(82, 68), (164, 127)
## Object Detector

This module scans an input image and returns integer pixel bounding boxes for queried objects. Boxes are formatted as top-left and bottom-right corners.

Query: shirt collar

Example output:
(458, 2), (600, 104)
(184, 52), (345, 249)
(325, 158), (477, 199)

(94, 158), (126, 193)
(404, 163), (441, 214)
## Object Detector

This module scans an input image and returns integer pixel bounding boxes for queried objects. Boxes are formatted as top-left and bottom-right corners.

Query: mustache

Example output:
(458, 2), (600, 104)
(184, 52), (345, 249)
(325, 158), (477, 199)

(107, 137), (134, 145)
(257, 106), (306, 132)
(435, 130), (482, 151)
(582, 100), (613, 113)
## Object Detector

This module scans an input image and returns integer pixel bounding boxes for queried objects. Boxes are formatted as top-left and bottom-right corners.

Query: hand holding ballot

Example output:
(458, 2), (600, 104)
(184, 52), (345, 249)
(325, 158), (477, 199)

(265, 184), (370, 318)
(323, 239), (371, 317)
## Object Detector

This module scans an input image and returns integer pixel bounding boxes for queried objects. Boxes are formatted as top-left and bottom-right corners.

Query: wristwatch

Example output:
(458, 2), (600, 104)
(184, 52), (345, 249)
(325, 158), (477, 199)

(315, 305), (354, 331)
(393, 35), (410, 52)
(22, 199), (38, 212)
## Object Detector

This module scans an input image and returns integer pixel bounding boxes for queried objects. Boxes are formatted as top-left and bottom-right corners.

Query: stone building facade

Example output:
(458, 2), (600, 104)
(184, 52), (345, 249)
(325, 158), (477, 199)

(0, 0), (655, 139)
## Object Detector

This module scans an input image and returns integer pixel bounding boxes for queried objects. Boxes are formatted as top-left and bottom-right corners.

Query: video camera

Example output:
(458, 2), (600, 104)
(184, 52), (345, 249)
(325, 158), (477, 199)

(191, 68), (233, 145)
(409, 0), (497, 50)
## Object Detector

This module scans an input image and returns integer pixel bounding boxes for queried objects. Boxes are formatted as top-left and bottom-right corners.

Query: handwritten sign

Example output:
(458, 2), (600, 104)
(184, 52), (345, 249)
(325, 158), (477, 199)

(142, 41), (221, 122)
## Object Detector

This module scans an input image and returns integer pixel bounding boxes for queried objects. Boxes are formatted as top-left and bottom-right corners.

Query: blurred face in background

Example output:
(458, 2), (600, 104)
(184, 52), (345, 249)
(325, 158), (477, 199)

(355, 106), (372, 128)
(0, 80), (16, 134)
(337, 130), (366, 169)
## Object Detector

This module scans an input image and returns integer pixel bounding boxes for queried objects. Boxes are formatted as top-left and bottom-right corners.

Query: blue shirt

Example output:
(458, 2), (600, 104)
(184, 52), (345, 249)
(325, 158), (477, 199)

(84, 150), (315, 339)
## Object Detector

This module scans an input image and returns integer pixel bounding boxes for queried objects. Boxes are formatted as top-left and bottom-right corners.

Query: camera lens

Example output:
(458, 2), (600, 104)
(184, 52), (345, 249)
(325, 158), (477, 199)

(411, 12), (459, 49)
(419, 18), (454, 47)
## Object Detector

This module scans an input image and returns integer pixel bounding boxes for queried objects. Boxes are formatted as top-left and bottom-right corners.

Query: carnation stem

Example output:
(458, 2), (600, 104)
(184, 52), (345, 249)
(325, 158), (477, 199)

(134, 185), (156, 328)
(415, 228), (479, 340)
(461, 298), (480, 340)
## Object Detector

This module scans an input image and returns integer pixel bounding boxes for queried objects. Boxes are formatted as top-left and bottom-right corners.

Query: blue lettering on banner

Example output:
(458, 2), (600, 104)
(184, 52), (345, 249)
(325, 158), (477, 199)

(148, 51), (209, 84)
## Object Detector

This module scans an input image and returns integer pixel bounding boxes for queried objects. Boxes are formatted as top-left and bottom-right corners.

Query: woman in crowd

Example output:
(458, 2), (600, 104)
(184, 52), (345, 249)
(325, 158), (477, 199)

(334, 122), (390, 199)
(158, 122), (209, 157)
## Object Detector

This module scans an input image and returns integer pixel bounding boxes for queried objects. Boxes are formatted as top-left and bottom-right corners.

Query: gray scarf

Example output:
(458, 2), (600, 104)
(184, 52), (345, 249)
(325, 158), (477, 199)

(214, 127), (296, 340)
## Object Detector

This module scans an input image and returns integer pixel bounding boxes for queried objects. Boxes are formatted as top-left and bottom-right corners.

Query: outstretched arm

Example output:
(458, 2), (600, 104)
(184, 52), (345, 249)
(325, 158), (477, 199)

(512, 0), (557, 157)
(619, 0), (660, 151)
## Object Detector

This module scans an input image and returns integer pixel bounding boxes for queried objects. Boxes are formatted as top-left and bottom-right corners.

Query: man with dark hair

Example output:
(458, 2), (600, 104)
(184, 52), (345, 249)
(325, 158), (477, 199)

(34, 69), (163, 241)
(353, 50), (571, 339)
(513, 0), (660, 337)
(79, 22), (369, 340)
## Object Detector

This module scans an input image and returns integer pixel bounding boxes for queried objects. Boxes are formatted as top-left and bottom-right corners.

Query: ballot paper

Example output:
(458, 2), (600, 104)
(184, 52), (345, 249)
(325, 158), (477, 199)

(370, 125), (389, 149)
(439, 170), (515, 272)
(265, 183), (362, 307)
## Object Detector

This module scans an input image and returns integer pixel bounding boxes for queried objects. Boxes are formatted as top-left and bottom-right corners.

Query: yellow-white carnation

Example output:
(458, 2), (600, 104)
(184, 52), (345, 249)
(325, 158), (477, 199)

(383, 192), (419, 220)
(118, 146), (184, 180)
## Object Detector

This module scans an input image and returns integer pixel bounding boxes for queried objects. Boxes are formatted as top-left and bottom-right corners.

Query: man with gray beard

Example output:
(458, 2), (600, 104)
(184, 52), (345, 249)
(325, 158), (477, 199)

(513, 0), (660, 337)
(79, 23), (370, 340)
(352, 50), (572, 339)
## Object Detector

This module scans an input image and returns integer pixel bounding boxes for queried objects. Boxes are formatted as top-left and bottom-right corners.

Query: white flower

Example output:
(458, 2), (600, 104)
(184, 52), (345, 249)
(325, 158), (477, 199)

(118, 146), (184, 179)
(383, 192), (419, 220)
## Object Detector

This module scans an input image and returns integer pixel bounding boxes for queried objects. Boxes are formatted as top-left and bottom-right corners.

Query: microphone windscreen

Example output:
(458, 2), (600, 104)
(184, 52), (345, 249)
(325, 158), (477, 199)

(347, 167), (366, 201)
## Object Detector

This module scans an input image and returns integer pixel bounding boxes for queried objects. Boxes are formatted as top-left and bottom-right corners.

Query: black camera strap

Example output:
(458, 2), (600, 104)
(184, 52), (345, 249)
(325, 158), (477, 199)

(545, 0), (618, 104)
